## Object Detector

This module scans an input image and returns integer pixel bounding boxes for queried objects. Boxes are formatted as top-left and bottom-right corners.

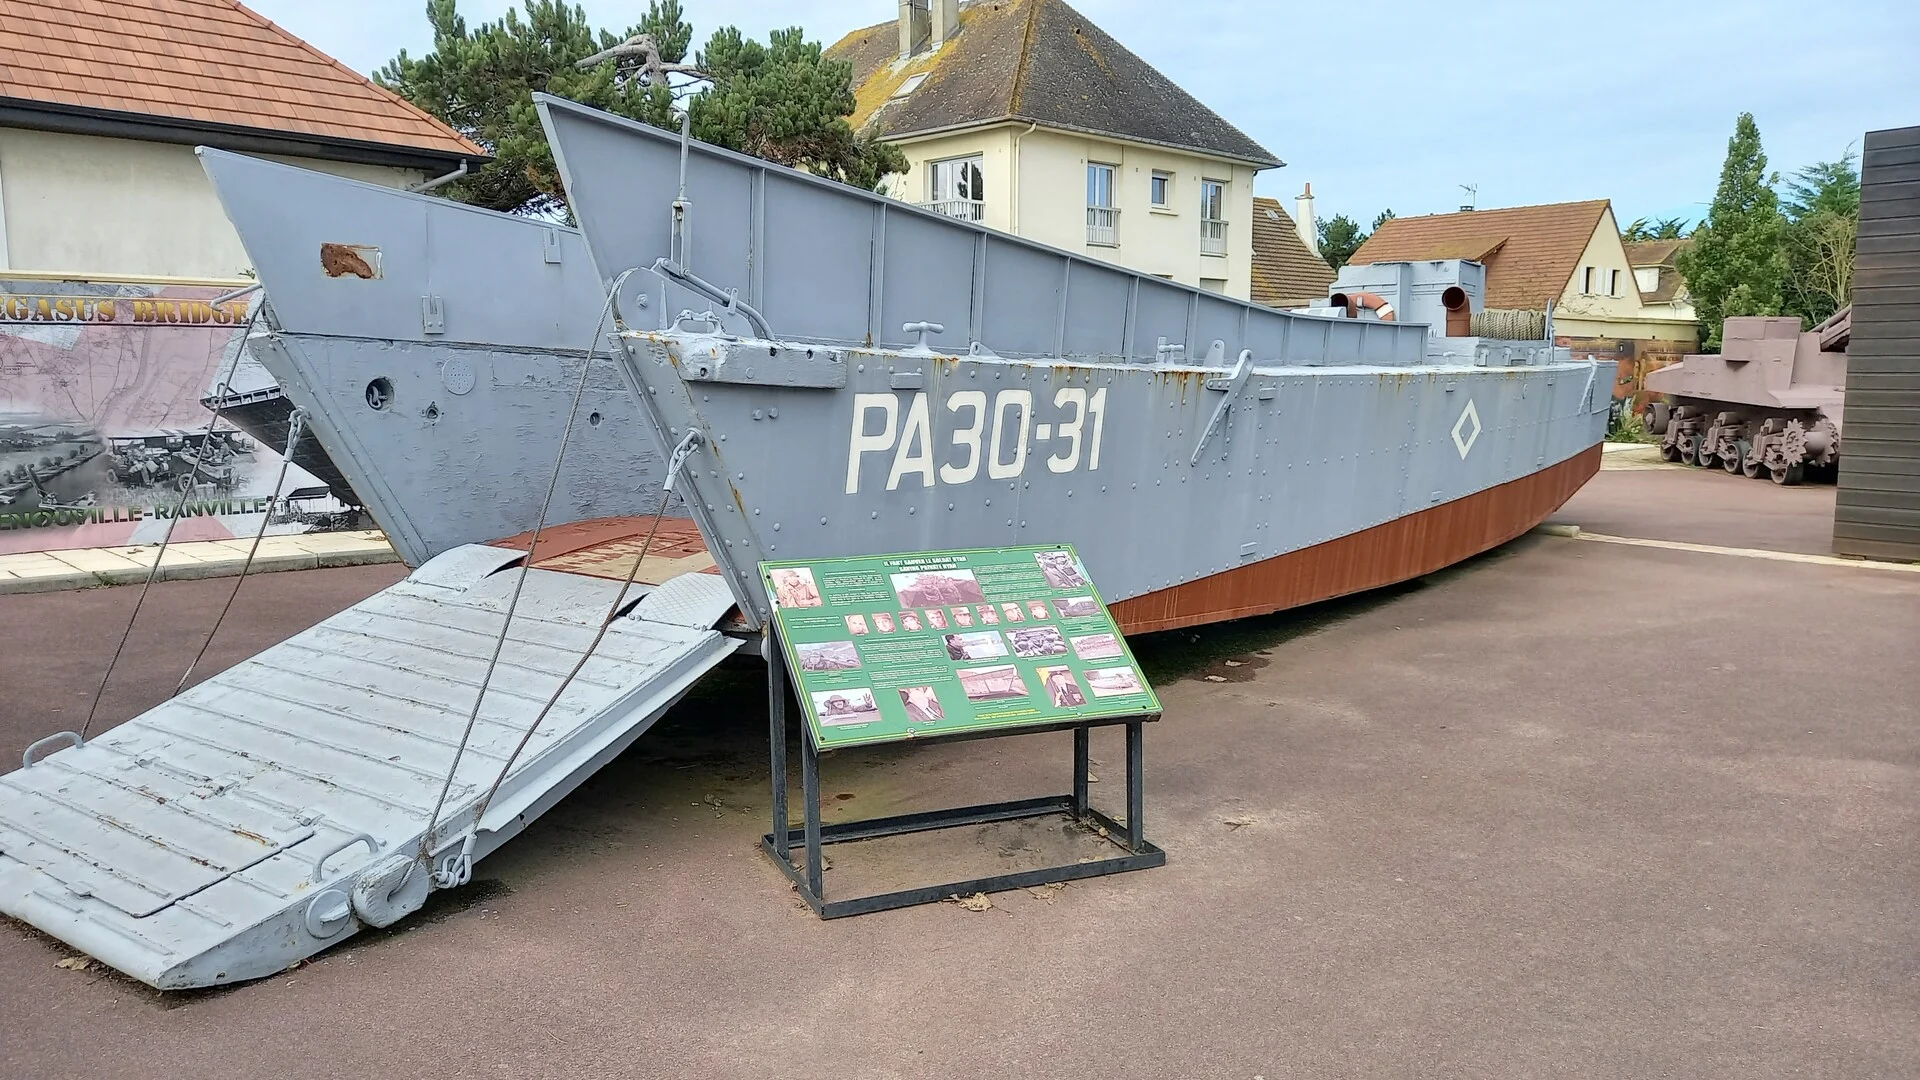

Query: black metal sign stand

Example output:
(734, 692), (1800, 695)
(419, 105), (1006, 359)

(759, 633), (1165, 919)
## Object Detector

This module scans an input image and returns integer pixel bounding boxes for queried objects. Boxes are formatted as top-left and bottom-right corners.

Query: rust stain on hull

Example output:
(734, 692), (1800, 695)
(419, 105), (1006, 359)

(1110, 444), (1602, 635)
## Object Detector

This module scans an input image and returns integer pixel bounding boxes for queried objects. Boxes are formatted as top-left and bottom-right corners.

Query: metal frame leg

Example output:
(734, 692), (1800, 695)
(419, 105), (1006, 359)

(767, 636), (789, 861)
(1073, 725), (1090, 818)
(1126, 721), (1144, 853)
(801, 724), (824, 900)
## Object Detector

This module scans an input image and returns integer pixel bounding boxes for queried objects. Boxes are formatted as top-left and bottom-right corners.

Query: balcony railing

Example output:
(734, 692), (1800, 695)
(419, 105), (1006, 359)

(1200, 218), (1227, 255)
(924, 198), (985, 222)
(1087, 206), (1119, 247)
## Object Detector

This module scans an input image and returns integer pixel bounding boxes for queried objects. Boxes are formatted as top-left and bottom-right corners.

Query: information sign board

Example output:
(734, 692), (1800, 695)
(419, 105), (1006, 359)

(761, 545), (1160, 748)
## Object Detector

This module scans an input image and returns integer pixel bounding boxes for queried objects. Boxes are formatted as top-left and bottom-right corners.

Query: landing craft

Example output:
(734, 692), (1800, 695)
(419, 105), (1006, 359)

(0, 100), (1606, 989)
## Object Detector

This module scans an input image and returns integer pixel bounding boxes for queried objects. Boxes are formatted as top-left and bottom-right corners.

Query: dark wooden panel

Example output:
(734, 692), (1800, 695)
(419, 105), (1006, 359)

(1837, 125), (1920, 561)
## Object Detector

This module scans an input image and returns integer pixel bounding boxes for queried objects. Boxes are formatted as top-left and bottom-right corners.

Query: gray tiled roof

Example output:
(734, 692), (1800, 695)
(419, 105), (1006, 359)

(832, 0), (1281, 168)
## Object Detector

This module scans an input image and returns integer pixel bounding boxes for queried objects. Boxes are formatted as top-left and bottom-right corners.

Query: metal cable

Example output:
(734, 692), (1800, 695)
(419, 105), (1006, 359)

(416, 269), (635, 866)
(80, 300), (263, 740)
(468, 487), (676, 828)
(170, 409), (307, 698)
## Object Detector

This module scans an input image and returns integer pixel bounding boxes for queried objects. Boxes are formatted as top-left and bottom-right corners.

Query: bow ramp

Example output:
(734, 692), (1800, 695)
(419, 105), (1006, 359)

(0, 546), (740, 988)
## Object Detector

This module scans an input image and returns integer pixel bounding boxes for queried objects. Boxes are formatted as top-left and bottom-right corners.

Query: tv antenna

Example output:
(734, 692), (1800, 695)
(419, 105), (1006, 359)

(1458, 183), (1478, 212)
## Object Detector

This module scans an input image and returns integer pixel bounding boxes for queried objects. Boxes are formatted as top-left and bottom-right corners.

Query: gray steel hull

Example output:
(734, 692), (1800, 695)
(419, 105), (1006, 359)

(197, 149), (671, 566)
(529, 95), (1609, 629)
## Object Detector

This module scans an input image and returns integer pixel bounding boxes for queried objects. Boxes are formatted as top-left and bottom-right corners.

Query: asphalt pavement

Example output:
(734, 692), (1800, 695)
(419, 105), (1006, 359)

(0, 468), (1914, 1079)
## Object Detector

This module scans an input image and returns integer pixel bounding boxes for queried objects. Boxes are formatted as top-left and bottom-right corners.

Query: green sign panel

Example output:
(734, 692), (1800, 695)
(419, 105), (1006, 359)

(761, 545), (1161, 748)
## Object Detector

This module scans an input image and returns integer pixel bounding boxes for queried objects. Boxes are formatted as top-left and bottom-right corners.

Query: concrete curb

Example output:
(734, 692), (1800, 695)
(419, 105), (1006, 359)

(0, 532), (401, 596)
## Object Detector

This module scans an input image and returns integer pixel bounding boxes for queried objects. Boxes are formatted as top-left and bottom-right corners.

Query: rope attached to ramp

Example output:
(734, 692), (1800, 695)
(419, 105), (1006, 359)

(415, 268), (639, 874)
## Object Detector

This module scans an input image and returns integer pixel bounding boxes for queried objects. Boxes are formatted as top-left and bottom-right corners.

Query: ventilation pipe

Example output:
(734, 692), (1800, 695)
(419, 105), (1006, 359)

(1330, 291), (1396, 321)
(1442, 285), (1471, 337)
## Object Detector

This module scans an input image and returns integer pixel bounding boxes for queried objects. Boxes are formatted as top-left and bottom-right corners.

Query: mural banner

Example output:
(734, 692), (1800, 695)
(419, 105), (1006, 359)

(0, 277), (346, 555)
(762, 544), (1160, 750)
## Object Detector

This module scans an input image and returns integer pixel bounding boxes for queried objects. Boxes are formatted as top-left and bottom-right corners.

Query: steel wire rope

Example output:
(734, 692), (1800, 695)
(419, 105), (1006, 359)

(416, 268), (637, 869)
(466, 483), (677, 837)
(170, 408), (308, 698)
(80, 298), (263, 740)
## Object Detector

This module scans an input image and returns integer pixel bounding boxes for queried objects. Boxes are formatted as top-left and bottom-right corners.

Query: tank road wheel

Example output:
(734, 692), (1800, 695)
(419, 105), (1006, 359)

(1648, 401), (1671, 436)
(1661, 439), (1683, 462)
(1695, 438), (1716, 469)
(1742, 449), (1765, 479)
(1723, 440), (1746, 473)
(1771, 463), (1805, 486)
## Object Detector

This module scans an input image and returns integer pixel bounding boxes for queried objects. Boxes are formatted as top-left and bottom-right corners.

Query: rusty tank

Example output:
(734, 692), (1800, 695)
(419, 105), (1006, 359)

(1641, 309), (1848, 485)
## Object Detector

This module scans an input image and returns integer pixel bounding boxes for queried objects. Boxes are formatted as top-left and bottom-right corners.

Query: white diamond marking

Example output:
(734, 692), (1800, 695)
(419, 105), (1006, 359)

(1452, 399), (1482, 459)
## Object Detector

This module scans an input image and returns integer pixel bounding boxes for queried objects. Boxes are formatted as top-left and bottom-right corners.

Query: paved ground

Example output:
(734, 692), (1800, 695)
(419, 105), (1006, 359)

(1553, 451), (1844, 556)
(1, 470), (1915, 1079)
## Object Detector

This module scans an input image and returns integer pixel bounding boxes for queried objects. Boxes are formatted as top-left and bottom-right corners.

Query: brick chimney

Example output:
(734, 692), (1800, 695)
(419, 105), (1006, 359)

(1296, 183), (1319, 257)
(932, 0), (959, 47)
(898, 1), (929, 59)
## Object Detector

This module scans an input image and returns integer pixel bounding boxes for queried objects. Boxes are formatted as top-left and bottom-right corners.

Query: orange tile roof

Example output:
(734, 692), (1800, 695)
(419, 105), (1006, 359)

(0, 0), (482, 162)
(1250, 198), (1334, 308)
(1350, 200), (1611, 310)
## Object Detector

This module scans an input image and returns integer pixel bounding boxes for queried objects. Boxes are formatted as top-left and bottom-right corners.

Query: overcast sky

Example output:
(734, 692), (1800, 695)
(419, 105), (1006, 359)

(249, 0), (1918, 228)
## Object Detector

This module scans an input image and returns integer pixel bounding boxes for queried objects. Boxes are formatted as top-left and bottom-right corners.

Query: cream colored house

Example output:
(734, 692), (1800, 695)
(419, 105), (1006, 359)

(828, 0), (1280, 300)
(1351, 199), (1699, 401)
(0, 0), (481, 283)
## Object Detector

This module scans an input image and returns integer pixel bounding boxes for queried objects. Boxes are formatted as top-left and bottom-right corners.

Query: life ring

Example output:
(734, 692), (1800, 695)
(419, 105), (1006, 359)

(1329, 291), (1396, 321)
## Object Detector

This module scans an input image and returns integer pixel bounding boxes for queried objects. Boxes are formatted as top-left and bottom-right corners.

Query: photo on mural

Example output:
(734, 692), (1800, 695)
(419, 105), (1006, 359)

(1, 278), (360, 555)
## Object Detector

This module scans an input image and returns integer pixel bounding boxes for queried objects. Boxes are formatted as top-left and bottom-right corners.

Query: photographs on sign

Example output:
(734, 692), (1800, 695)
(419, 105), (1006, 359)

(1085, 666), (1146, 698)
(1027, 600), (1050, 621)
(796, 640), (861, 672)
(873, 612), (896, 633)
(845, 614), (869, 636)
(944, 631), (1008, 661)
(812, 687), (881, 726)
(898, 685), (945, 723)
(1001, 602), (1024, 623)
(770, 567), (823, 609)
(957, 664), (1028, 702)
(952, 606), (974, 627)
(1054, 595), (1099, 618)
(1036, 550), (1087, 590)
(1071, 632), (1124, 660)
(1037, 666), (1087, 708)
(976, 604), (999, 625)
(1008, 626), (1069, 659)
(925, 608), (948, 630)
(899, 610), (924, 632)
(891, 569), (987, 608)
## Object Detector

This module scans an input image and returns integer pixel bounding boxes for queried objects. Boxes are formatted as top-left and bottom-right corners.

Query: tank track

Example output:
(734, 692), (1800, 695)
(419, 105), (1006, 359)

(1644, 402), (1839, 486)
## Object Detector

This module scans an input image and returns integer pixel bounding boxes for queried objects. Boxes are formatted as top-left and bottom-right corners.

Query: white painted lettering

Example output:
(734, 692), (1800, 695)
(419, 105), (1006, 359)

(987, 389), (1033, 480)
(1048, 387), (1086, 473)
(845, 393), (898, 494)
(939, 390), (987, 486)
(887, 392), (935, 490)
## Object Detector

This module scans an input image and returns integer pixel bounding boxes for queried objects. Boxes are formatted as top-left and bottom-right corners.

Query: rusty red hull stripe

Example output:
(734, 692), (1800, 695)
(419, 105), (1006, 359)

(1109, 444), (1602, 635)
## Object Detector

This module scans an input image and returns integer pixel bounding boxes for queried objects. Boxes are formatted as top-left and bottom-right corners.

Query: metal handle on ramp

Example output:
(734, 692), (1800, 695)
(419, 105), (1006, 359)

(22, 731), (83, 769)
(311, 833), (379, 882)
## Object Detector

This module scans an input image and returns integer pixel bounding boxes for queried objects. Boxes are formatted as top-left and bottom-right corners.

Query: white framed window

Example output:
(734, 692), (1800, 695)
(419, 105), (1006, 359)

(928, 156), (984, 222)
(892, 72), (928, 99)
(1199, 179), (1226, 255)
(1634, 266), (1660, 293)
(1200, 277), (1227, 294)
(1150, 170), (1173, 208)
(1607, 268), (1620, 296)
(1581, 266), (1595, 294)
(1087, 162), (1119, 246)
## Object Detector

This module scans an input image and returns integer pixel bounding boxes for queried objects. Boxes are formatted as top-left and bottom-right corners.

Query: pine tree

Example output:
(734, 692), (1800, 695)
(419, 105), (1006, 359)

(1675, 113), (1788, 349)
(377, 1), (903, 217)
(1780, 151), (1860, 326)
